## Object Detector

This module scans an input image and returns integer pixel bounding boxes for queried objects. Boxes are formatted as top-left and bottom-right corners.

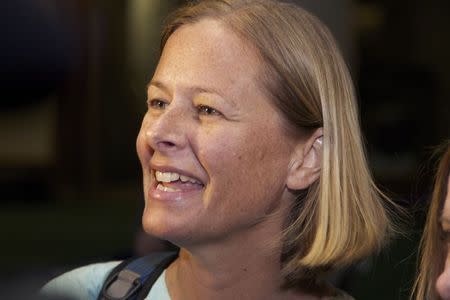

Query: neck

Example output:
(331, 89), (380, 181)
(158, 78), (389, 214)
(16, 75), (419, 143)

(165, 215), (319, 300)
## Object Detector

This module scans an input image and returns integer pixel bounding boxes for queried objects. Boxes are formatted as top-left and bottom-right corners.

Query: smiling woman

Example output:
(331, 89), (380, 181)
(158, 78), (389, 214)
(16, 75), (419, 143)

(138, 19), (301, 252)
(41, 1), (396, 299)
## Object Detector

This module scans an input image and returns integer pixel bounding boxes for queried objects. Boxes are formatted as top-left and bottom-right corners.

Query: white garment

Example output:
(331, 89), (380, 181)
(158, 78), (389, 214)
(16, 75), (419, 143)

(41, 261), (171, 300)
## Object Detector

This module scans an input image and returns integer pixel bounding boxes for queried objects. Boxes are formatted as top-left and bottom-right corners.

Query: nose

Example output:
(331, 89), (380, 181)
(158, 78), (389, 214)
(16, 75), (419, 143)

(437, 264), (450, 299)
(144, 105), (189, 154)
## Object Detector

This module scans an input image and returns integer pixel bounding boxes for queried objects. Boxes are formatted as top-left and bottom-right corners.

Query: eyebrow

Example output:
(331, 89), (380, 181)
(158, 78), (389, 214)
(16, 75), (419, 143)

(147, 80), (171, 95)
(147, 80), (237, 108)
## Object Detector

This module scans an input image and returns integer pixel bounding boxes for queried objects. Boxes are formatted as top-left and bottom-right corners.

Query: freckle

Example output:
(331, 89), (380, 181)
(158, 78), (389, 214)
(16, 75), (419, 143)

(243, 268), (248, 272)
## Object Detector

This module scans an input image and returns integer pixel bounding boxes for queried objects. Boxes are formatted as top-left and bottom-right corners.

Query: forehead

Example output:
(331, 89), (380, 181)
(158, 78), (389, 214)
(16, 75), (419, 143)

(153, 19), (264, 96)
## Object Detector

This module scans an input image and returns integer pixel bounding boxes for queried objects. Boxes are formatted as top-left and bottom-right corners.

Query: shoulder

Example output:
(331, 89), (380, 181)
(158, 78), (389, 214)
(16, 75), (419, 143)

(41, 261), (121, 300)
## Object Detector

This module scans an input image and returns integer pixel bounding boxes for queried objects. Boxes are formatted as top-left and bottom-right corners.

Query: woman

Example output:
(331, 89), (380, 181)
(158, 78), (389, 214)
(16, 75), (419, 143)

(43, 0), (394, 299)
(412, 142), (450, 300)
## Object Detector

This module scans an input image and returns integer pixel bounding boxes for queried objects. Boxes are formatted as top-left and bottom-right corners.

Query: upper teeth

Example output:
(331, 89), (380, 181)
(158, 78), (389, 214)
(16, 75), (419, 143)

(155, 171), (201, 184)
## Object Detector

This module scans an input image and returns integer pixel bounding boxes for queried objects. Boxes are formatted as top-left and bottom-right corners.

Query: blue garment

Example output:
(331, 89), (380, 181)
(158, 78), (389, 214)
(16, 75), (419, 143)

(41, 261), (353, 299)
(41, 261), (171, 300)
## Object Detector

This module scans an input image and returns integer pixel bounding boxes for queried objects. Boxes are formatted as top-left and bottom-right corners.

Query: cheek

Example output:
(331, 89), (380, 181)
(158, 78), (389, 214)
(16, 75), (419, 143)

(199, 126), (289, 207)
(437, 253), (450, 299)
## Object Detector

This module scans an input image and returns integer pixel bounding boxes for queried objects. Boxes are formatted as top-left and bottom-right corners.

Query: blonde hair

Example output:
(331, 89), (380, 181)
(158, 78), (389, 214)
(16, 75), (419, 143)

(412, 141), (450, 300)
(161, 0), (394, 287)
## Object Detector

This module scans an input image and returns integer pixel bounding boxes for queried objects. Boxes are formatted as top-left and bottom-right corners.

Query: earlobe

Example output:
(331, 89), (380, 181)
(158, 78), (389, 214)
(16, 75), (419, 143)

(286, 128), (323, 190)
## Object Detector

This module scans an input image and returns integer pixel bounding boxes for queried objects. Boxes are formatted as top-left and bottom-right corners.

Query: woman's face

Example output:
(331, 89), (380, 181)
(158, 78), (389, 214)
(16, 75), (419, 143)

(436, 175), (450, 299)
(136, 19), (298, 246)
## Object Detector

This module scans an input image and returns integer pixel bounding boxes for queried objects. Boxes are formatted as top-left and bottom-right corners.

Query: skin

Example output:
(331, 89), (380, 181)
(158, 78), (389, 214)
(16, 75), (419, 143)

(136, 19), (322, 299)
(436, 176), (450, 299)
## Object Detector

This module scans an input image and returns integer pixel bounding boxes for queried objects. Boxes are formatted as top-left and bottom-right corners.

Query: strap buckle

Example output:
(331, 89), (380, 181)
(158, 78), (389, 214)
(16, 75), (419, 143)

(101, 270), (142, 300)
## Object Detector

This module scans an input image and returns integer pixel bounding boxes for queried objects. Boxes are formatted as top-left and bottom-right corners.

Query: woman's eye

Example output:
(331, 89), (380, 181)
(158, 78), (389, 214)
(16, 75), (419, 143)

(197, 105), (221, 116)
(440, 230), (450, 243)
(148, 99), (168, 110)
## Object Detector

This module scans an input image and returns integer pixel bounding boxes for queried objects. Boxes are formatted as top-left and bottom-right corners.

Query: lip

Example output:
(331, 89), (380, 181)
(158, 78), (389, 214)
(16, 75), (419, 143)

(148, 163), (205, 202)
(149, 182), (204, 202)
(150, 163), (205, 185)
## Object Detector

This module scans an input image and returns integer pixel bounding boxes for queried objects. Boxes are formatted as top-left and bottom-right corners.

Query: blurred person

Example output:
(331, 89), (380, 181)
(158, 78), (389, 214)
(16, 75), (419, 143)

(412, 141), (450, 299)
(41, 0), (397, 299)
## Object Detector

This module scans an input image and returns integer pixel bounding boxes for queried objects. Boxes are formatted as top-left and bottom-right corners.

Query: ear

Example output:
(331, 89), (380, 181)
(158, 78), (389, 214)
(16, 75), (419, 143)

(286, 128), (323, 190)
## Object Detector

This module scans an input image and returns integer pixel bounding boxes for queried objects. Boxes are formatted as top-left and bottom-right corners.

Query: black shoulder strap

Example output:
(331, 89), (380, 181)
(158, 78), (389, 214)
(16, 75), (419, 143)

(97, 251), (178, 300)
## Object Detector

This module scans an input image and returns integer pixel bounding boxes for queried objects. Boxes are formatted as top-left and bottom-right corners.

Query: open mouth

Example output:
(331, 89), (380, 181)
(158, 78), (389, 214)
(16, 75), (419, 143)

(154, 170), (204, 192)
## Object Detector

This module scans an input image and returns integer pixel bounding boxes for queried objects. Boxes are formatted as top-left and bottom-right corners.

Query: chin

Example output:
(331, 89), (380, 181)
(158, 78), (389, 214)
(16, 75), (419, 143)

(141, 210), (191, 245)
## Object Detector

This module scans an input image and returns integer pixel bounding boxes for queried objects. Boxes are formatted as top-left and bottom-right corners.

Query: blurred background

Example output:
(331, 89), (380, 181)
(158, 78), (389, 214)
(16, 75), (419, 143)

(0, 0), (449, 298)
